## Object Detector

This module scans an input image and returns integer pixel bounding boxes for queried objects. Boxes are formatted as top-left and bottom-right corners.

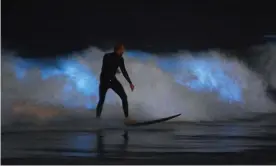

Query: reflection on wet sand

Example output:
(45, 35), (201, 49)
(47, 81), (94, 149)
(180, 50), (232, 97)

(2, 123), (276, 164)
(96, 130), (129, 159)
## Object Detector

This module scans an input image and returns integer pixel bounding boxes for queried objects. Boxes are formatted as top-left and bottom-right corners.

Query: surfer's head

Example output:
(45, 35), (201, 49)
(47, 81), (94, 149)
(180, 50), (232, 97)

(114, 43), (125, 57)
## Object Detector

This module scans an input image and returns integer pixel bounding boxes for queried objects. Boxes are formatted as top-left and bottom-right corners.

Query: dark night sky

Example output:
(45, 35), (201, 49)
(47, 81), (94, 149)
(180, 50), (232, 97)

(2, 0), (276, 57)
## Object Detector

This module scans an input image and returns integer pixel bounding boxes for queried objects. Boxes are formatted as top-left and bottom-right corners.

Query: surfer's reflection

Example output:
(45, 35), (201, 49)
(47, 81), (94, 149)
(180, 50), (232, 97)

(96, 130), (129, 158)
(96, 130), (104, 159)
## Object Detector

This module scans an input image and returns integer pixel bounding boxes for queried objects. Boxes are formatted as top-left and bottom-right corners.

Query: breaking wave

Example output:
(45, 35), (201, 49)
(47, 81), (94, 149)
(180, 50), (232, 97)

(1, 46), (275, 126)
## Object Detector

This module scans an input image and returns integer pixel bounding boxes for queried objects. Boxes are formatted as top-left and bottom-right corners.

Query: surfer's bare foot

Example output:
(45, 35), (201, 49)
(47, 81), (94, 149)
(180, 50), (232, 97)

(124, 117), (136, 125)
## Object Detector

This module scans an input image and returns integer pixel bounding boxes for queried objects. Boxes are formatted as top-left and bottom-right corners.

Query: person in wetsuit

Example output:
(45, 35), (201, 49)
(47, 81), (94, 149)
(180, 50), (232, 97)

(96, 44), (135, 124)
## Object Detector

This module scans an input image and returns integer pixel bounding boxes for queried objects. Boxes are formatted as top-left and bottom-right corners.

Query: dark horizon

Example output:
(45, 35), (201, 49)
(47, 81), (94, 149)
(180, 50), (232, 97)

(2, 0), (276, 57)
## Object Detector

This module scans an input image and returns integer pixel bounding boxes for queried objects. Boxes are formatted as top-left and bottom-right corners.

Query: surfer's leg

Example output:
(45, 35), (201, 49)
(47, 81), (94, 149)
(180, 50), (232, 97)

(111, 79), (129, 118)
(96, 82), (109, 118)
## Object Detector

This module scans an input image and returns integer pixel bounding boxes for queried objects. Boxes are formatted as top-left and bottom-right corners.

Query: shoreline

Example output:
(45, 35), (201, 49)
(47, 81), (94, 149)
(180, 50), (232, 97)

(3, 150), (276, 165)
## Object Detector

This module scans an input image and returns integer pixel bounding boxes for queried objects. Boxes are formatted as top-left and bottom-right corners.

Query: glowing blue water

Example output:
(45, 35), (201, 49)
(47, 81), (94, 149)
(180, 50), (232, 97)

(2, 47), (275, 123)
(14, 57), (99, 109)
(12, 51), (244, 111)
(158, 57), (242, 103)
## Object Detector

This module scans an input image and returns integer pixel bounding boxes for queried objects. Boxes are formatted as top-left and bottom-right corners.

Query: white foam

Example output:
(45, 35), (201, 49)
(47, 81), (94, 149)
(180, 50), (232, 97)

(1, 46), (275, 126)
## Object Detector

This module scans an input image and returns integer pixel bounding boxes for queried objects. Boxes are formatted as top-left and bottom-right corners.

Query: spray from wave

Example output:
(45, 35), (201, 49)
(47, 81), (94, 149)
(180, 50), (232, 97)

(1, 46), (276, 126)
(247, 43), (276, 88)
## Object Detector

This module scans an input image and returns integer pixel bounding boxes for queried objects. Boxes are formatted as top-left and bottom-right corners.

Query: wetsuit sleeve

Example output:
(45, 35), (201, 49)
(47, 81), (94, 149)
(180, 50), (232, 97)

(119, 58), (132, 84)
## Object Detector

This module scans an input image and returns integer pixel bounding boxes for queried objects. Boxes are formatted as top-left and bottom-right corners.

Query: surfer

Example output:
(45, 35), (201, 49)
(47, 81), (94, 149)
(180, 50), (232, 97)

(96, 44), (136, 124)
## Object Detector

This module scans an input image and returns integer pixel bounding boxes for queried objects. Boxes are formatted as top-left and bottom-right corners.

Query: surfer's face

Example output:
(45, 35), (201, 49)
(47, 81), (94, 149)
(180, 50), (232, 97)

(115, 45), (125, 56)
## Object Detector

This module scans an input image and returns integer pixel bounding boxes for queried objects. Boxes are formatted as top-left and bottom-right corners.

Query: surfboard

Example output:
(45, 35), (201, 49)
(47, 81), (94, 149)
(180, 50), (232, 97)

(125, 113), (181, 127)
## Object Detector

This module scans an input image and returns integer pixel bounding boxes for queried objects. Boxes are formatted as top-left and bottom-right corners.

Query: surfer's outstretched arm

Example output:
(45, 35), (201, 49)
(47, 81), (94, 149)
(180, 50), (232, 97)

(119, 58), (132, 84)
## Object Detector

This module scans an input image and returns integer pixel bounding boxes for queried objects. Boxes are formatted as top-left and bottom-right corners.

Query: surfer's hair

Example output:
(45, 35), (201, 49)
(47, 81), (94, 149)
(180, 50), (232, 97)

(114, 43), (124, 51)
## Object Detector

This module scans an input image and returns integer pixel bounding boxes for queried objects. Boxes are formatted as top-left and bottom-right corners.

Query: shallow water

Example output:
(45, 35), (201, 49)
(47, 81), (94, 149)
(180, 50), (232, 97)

(2, 113), (276, 164)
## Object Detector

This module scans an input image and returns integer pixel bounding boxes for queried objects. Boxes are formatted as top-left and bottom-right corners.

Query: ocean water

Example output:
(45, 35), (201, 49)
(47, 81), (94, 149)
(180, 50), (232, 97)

(2, 44), (276, 164)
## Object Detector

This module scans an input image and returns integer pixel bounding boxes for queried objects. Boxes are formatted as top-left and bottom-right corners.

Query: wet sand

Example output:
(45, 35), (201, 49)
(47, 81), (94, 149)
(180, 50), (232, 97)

(2, 119), (276, 164)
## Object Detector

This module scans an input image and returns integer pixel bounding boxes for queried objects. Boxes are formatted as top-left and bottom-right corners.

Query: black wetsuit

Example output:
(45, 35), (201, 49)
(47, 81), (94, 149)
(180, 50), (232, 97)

(96, 52), (132, 118)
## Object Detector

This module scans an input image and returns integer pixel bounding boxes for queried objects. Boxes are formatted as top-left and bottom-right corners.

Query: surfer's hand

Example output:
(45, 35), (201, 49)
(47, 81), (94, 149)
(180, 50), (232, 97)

(130, 84), (135, 91)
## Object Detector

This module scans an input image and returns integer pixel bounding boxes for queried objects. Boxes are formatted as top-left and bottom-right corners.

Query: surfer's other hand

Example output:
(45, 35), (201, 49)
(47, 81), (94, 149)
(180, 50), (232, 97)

(130, 84), (135, 91)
